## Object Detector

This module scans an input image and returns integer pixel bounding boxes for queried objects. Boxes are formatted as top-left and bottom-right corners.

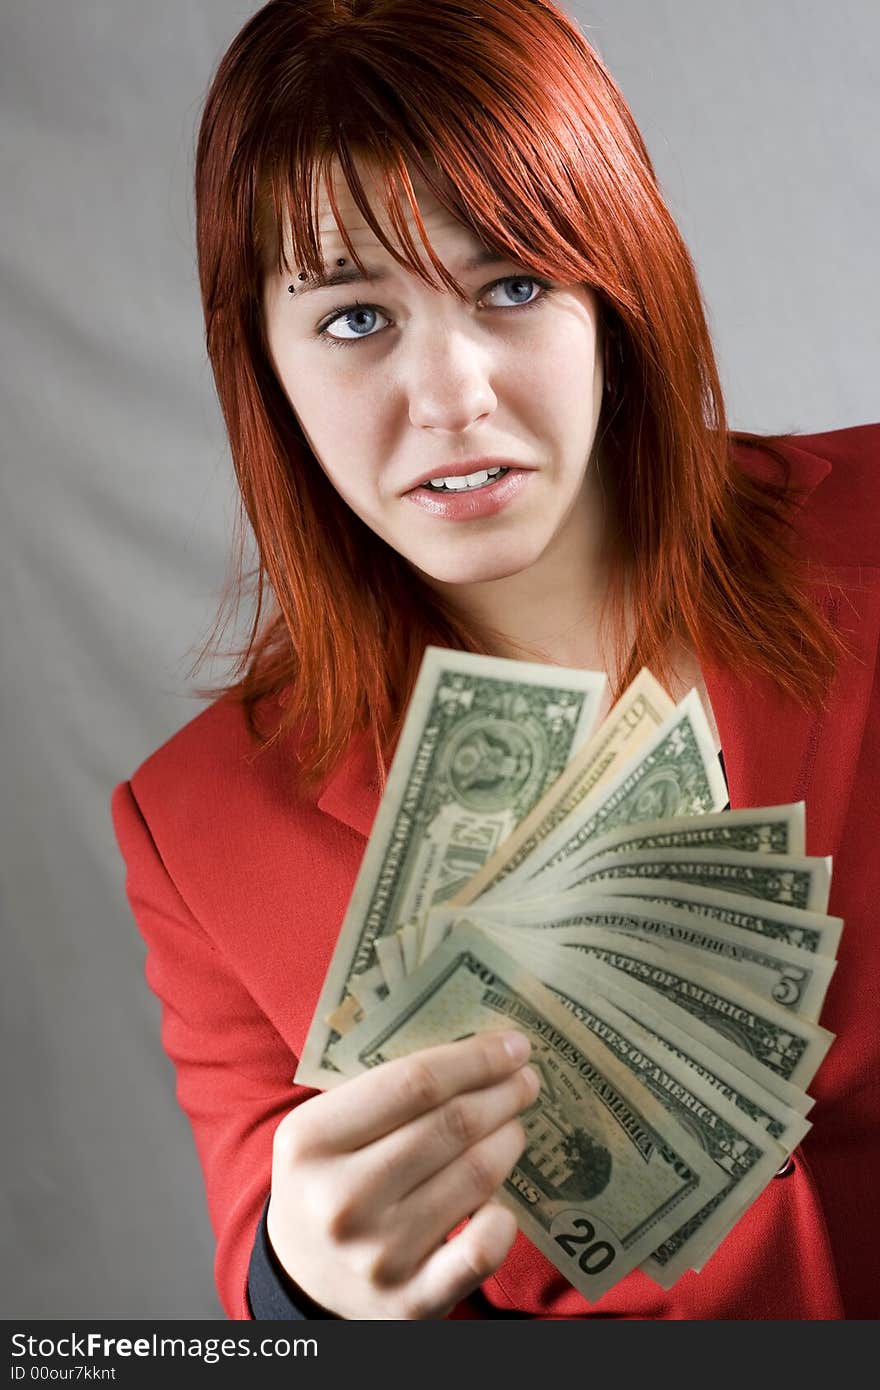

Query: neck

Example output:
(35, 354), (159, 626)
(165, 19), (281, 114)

(424, 465), (618, 672)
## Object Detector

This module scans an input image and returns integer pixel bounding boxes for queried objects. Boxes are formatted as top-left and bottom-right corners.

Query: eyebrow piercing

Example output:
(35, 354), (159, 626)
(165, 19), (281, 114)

(289, 257), (347, 292)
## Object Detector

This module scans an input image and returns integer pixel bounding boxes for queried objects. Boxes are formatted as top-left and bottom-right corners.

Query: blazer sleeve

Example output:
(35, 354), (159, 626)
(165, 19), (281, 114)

(110, 777), (324, 1320)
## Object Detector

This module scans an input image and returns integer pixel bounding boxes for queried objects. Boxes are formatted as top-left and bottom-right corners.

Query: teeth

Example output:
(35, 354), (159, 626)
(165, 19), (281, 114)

(448, 471), (487, 490)
(425, 466), (507, 491)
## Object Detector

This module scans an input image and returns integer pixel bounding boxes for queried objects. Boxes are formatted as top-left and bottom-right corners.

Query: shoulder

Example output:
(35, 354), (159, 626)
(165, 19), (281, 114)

(733, 421), (880, 567)
(115, 691), (337, 880)
(112, 689), (367, 1021)
(128, 690), (293, 803)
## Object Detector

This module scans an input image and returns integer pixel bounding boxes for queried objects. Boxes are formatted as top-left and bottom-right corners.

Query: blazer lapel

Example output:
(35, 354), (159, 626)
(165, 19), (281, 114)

(316, 725), (382, 839)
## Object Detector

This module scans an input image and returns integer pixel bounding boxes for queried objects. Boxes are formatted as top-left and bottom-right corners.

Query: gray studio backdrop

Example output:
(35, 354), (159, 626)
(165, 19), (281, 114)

(2, 1), (878, 1319)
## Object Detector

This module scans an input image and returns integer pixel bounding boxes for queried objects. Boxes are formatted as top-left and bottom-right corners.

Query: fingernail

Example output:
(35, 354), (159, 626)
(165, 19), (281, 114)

(522, 1065), (540, 1095)
(502, 1031), (531, 1063)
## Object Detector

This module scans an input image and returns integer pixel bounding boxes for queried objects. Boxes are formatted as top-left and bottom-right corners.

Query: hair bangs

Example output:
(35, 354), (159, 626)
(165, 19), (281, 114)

(249, 16), (608, 307)
(256, 141), (477, 300)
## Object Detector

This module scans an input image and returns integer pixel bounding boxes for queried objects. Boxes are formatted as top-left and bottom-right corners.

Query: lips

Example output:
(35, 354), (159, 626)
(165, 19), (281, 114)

(404, 463), (534, 519)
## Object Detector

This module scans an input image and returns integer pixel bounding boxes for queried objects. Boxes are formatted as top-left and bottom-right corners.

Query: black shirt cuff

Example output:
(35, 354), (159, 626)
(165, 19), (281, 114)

(247, 1195), (340, 1320)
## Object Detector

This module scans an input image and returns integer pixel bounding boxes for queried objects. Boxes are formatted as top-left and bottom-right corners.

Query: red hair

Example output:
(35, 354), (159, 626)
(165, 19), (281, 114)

(191, 0), (846, 794)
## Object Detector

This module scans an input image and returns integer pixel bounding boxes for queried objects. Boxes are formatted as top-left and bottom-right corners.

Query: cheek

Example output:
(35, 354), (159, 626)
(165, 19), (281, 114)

(523, 314), (599, 405)
(556, 327), (599, 397)
(277, 362), (379, 505)
(525, 325), (602, 483)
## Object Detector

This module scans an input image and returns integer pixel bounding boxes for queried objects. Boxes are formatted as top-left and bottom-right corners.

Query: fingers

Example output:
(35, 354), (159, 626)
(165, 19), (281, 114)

(396, 1198), (519, 1320)
(297, 1029), (532, 1153)
(355, 1062), (540, 1208)
(377, 1116), (529, 1283)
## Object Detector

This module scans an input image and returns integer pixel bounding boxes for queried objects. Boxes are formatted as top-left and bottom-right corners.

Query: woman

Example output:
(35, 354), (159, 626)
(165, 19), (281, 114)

(110, 0), (880, 1319)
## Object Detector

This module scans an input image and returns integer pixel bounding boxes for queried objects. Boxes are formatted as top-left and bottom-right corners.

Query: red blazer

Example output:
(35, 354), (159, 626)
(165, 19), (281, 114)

(111, 422), (880, 1320)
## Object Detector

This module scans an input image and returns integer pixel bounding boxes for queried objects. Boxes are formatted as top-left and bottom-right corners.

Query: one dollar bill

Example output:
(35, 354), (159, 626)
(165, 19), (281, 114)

(296, 648), (605, 1086)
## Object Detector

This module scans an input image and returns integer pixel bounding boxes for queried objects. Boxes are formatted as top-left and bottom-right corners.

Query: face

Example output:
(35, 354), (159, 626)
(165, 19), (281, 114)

(261, 157), (607, 600)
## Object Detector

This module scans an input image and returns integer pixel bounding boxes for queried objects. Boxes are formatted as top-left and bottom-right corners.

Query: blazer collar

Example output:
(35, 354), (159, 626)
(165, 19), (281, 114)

(317, 441), (877, 862)
(316, 724), (383, 840)
(733, 434), (832, 507)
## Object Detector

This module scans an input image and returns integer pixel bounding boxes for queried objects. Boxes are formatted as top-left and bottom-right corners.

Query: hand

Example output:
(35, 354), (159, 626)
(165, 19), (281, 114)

(267, 1029), (538, 1319)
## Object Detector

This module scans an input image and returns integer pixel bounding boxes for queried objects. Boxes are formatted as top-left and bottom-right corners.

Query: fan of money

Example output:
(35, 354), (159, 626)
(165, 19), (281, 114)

(296, 648), (839, 1300)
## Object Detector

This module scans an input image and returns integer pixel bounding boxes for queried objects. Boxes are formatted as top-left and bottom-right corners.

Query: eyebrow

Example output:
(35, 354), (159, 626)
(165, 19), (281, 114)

(291, 246), (514, 296)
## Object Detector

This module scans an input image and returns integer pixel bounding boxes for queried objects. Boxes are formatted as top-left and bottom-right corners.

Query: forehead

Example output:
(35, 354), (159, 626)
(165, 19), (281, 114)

(271, 153), (483, 274)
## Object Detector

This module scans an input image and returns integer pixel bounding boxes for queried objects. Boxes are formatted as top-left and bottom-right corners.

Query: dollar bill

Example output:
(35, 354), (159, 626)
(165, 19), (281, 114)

(485, 946), (790, 1283)
(421, 842), (833, 978)
(475, 689), (728, 906)
(562, 801), (806, 873)
(400, 921), (421, 974)
(296, 648), (606, 1086)
(555, 848), (832, 914)
(546, 952), (814, 1140)
(451, 893), (836, 1020)
(346, 962), (387, 1013)
(324, 993), (365, 1038)
(465, 921), (834, 1091)
(557, 878), (844, 957)
(448, 668), (676, 908)
(329, 925), (725, 1303)
(417, 804), (818, 968)
(472, 922), (816, 1121)
(375, 933), (405, 992)
(395, 747), (806, 994)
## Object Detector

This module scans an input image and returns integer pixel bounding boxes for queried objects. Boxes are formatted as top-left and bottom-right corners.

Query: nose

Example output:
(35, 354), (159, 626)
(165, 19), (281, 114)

(405, 325), (498, 432)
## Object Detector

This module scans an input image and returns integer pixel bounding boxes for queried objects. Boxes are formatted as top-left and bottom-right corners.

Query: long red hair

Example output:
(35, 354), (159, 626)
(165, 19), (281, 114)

(191, 0), (846, 795)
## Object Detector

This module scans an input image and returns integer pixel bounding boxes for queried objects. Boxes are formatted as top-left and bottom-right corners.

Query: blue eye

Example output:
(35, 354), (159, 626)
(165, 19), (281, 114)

(489, 277), (544, 308)
(321, 301), (389, 343)
(315, 275), (553, 348)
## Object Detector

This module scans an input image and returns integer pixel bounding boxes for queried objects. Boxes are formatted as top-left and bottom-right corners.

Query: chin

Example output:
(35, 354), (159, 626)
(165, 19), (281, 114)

(410, 541), (544, 587)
